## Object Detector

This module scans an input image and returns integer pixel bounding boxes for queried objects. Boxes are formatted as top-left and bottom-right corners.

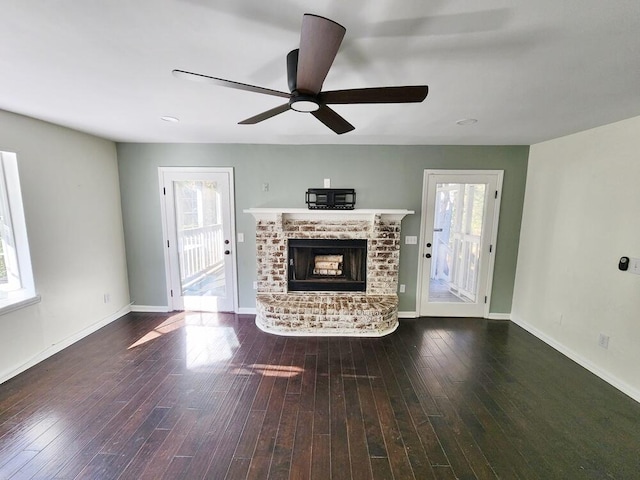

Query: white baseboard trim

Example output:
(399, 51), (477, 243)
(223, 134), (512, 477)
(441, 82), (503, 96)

(237, 307), (257, 315)
(487, 313), (511, 320)
(130, 305), (170, 313)
(0, 304), (132, 385)
(511, 315), (640, 404)
(398, 311), (419, 318)
(131, 305), (259, 315)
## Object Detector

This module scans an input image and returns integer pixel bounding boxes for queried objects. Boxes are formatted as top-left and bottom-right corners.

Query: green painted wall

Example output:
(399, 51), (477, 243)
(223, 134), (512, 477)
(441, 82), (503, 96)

(116, 143), (528, 314)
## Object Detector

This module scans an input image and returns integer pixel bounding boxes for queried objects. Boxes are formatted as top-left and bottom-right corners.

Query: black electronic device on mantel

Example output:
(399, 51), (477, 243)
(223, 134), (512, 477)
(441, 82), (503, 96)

(305, 188), (356, 210)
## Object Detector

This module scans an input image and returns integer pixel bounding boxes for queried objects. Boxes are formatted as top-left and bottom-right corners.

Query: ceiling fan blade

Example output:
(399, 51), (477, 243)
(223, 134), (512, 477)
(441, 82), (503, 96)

(172, 69), (290, 98)
(311, 105), (354, 135)
(286, 49), (298, 93)
(296, 14), (346, 95)
(238, 103), (291, 125)
(320, 86), (429, 104)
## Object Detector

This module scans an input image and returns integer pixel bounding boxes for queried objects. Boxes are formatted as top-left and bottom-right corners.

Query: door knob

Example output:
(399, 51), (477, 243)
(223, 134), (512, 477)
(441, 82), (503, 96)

(224, 239), (230, 244)
(425, 253), (431, 258)
(225, 250), (230, 255)
(426, 242), (432, 248)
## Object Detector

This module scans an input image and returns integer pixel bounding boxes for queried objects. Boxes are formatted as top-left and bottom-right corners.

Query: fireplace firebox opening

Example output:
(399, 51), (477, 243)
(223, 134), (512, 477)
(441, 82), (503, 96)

(288, 239), (367, 292)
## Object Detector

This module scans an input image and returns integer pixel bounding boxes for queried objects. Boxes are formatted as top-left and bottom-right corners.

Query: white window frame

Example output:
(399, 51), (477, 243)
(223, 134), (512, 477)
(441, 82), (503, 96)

(0, 151), (39, 315)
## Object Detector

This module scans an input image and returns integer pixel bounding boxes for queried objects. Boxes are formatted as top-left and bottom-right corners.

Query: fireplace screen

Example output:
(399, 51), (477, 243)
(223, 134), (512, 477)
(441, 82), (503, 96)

(288, 239), (367, 292)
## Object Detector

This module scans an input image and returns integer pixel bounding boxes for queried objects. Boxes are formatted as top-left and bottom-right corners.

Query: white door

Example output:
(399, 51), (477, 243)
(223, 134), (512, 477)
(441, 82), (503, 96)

(159, 168), (237, 312)
(418, 170), (503, 317)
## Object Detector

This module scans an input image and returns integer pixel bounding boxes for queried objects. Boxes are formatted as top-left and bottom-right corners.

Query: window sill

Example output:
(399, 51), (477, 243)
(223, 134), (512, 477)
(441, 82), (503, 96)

(0, 291), (41, 316)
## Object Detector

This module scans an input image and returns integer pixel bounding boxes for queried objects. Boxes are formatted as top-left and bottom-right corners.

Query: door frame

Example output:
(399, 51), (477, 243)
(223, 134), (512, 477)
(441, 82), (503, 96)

(415, 169), (503, 318)
(158, 166), (238, 312)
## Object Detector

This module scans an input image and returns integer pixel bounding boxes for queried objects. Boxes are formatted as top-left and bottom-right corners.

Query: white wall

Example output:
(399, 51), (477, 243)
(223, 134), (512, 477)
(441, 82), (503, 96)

(512, 115), (640, 402)
(0, 110), (130, 383)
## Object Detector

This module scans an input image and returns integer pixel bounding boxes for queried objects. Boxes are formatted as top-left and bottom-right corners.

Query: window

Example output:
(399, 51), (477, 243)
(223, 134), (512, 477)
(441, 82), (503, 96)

(0, 151), (38, 314)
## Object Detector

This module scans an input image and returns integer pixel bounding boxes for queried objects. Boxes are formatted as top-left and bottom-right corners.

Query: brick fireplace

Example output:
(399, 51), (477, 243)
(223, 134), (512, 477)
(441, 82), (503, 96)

(245, 208), (413, 336)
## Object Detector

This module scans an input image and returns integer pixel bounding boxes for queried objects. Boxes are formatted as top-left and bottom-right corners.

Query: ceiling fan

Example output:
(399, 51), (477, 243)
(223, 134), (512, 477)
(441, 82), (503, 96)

(173, 13), (429, 134)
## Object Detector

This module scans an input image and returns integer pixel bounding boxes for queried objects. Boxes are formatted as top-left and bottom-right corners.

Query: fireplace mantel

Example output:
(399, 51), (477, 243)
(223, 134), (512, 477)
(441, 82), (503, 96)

(244, 208), (414, 223)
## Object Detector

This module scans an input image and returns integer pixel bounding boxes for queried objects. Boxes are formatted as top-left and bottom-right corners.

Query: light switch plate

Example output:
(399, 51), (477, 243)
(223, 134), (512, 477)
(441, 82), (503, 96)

(324, 178), (331, 188)
(629, 257), (640, 275)
(237, 233), (244, 243)
(405, 236), (417, 245)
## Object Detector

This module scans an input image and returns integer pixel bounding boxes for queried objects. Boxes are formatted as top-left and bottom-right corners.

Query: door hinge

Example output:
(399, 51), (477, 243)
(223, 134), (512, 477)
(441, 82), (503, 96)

(489, 244), (493, 253)
(170, 289), (173, 297)
(163, 187), (166, 195)
(495, 190), (498, 199)
(484, 296), (488, 304)
(167, 240), (170, 248)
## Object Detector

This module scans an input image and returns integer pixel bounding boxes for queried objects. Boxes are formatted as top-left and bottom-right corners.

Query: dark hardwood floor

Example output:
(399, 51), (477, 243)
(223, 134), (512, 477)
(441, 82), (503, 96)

(1, 312), (639, 479)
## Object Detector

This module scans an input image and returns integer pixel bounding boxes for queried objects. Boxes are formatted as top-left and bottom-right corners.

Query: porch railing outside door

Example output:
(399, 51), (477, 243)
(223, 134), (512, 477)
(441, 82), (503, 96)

(178, 224), (224, 288)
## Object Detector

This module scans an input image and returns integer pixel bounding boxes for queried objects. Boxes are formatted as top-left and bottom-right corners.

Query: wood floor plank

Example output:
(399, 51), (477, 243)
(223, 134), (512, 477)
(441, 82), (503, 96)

(117, 428), (170, 480)
(160, 454), (193, 480)
(285, 338), (307, 395)
(385, 336), (449, 466)
(374, 341), (435, 479)
(100, 405), (170, 477)
(180, 376), (248, 479)
(351, 339), (387, 460)
(310, 434), (330, 479)
(299, 353), (317, 413)
(0, 449), (38, 479)
(433, 397), (496, 480)
(267, 393), (299, 480)
(137, 408), (201, 480)
(460, 385), (536, 479)
(369, 456), (394, 480)
(100, 363), (180, 455)
(341, 340), (372, 480)
(225, 457), (251, 480)
(313, 338), (330, 436)
(429, 413), (478, 480)
(233, 410), (267, 460)
(361, 340), (415, 480)
(290, 409), (313, 480)
(246, 374), (288, 479)
(329, 338), (351, 479)
(202, 375), (263, 479)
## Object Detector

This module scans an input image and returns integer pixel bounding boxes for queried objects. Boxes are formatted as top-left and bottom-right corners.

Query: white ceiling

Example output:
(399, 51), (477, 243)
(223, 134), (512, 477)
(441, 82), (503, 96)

(2, 0), (639, 145)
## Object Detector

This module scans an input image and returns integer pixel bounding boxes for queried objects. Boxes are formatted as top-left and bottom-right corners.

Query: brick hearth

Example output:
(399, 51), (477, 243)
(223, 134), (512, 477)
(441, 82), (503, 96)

(245, 209), (413, 336)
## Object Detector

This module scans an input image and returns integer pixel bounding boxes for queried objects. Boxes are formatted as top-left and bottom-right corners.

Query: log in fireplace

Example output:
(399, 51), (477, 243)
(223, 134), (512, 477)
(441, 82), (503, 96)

(288, 238), (367, 292)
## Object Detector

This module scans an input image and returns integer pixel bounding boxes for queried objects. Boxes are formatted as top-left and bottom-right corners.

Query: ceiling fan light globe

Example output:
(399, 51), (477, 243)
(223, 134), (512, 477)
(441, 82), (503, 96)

(290, 99), (320, 112)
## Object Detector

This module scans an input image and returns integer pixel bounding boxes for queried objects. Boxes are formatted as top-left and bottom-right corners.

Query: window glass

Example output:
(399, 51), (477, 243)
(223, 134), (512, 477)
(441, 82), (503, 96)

(0, 151), (37, 311)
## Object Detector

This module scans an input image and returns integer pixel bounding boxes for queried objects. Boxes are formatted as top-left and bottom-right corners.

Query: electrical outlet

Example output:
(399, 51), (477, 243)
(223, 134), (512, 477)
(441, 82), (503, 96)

(103, 293), (110, 304)
(262, 182), (269, 192)
(324, 178), (331, 188)
(399, 284), (406, 293)
(598, 333), (610, 349)
(253, 281), (258, 290)
(237, 233), (244, 243)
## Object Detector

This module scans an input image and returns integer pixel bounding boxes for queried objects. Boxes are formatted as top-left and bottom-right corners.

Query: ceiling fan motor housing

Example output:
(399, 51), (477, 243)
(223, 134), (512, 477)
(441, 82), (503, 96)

(289, 91), (320, 112)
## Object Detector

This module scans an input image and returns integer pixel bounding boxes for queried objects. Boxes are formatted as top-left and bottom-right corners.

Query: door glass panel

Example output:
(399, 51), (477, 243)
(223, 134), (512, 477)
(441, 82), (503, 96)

(429, 182), (486, 304)
(174, 180), (226, 298)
